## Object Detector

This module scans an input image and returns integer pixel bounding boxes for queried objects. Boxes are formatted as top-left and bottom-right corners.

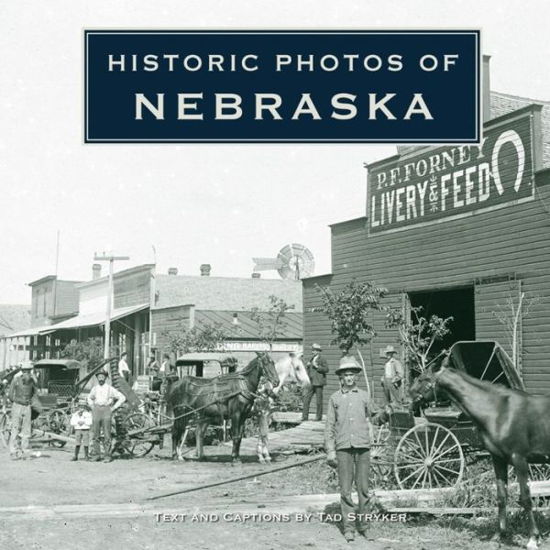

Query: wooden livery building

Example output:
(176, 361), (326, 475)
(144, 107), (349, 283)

(303, 91), (550, 406)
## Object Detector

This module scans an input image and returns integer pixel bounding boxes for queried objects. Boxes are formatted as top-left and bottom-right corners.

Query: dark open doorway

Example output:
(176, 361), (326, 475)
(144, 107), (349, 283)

(408, 286), (475, 355)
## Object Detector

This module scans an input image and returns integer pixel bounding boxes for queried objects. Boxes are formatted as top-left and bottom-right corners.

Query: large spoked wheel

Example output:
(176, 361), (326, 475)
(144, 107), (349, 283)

(0, 411), (11, 448)
(46, 409), (70, 448)
(370, 424), (393, 488)
(394, 422), (465, 489)
(122, 412), (156, 458)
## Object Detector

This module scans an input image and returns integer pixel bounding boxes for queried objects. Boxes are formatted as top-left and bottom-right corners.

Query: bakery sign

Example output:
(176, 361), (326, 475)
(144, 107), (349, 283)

(368, 109), (535, 234)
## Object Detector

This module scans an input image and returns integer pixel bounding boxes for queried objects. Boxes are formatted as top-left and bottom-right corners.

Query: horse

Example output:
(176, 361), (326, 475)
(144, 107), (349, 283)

(410, 364), (550, 550)
(273, 353), (310, 395)
(166, 352), (279, 464)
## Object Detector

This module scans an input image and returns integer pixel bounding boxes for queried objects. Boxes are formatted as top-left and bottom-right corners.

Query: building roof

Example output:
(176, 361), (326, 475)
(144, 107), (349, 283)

(0, 305), (31, 337)
(38, 303), (148, 333)
(397, 90), (550, 167)
(155, 275), (303, 312)
(194, 309), (303, 340)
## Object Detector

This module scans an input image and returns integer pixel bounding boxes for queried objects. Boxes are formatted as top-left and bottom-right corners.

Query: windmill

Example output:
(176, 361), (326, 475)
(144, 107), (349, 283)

(252, 244), (315, 281)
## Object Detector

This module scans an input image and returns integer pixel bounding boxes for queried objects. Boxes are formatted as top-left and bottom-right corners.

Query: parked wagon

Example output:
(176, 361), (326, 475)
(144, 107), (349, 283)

(0, 357), (159, 456)
(370, 340), (526, 490)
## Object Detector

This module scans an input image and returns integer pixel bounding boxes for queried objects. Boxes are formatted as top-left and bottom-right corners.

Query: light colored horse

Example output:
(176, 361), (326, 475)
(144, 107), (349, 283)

(255, 353), (310, 464)
(273, 353), (310, 395)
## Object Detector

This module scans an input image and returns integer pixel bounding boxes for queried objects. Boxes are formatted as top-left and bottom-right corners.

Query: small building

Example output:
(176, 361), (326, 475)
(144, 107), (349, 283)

(4, 263), (303, 374)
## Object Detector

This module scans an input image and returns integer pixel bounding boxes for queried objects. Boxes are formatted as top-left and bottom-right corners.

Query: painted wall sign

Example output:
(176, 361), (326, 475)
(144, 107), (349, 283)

(368, 110), (535, 233)
(85, 30), (480, 143)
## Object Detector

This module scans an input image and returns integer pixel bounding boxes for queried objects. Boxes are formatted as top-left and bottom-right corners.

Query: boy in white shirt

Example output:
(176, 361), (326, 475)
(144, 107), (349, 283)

(70, 403), (93, 461)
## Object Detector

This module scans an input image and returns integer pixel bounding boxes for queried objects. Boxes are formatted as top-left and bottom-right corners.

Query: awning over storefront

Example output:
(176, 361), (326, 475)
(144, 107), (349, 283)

(5, 324), (56, 338)
(37, 303), (149, 334)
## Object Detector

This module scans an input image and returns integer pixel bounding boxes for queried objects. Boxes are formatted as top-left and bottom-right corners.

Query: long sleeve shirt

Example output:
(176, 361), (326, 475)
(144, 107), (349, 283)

(324, 387), (372, 453)
(87, 383), (126, 408)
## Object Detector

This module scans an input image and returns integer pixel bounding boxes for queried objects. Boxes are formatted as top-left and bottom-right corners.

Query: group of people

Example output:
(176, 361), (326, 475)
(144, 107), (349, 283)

(7, 344), (405, 542)
(6, 362), (126, 462)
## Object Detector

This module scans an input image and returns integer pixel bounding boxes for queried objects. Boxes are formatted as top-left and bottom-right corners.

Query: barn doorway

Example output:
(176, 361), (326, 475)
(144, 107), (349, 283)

(408, 286), (475, 354)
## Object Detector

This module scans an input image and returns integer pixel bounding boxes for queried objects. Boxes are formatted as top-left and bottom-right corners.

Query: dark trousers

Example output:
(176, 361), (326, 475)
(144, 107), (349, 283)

(337, 448), (371, 534)
(92, 405), (112, 457)
(302, 385), (323, 420)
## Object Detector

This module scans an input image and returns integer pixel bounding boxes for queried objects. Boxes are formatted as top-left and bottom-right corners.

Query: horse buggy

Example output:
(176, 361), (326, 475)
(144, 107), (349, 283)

(370, 340), (529, 490)
(0, 357), (163, 457)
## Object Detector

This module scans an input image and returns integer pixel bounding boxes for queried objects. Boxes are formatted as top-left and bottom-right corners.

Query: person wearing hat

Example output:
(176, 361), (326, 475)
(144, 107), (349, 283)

(69, 402), (93, 461)
(87, 370), (126, 462)
(302, 343), (329, 421)
(381, 345), (404, 406)
(325, 355), (375, 542)
(7, 361), (37, 459)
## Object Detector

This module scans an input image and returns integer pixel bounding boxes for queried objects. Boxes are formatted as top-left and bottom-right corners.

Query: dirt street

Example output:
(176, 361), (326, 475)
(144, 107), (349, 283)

(0, 441), (545, 550)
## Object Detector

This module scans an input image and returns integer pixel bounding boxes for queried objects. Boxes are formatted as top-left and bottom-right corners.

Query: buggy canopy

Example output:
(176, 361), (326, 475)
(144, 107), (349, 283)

(446, 341), (524, 390)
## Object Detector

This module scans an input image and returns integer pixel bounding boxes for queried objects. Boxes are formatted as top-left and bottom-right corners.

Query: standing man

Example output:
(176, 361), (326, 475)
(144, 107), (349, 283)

(302, 343), (329, 421)
(118, 352), (131, 384)
(8, 361), (37, 459)
(381, 345), (404, 406)
(87, 370), (126, 462)
(325, 356), (373, 542)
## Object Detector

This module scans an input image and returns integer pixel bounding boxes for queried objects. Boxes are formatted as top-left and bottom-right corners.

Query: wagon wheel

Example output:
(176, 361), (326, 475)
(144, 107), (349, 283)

(370, 424), (393, 488)
(46, 409), (70, 448)
(122, 412), (156, 458)
(394, 422), (465, 489)
(0, 410), (11, 448)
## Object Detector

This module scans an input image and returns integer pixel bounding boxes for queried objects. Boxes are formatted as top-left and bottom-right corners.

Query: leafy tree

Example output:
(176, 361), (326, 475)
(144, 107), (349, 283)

(250, 295), (294, 350)
(315, 280), (388, 396)
(164, 321), (226, 355)
(385, 306), (453, 373)
(60, 337), (105, 371)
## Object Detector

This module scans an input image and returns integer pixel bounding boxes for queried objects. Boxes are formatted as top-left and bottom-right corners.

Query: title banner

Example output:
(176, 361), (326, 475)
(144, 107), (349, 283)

(368, 109), (535, 234)
(84, 30), (480, 143)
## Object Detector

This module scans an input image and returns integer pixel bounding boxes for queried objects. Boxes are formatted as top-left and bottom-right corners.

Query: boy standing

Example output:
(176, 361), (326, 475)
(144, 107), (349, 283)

(70, 403), (93, 461)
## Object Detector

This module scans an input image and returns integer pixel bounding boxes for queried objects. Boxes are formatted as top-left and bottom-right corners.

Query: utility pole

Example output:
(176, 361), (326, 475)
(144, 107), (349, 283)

(93, 252), (130, 359)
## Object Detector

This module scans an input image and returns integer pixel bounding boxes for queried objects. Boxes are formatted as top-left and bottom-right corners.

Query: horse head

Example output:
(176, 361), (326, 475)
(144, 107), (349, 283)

(408, 368), (439, 407)
(255, 352), (279, 388)
(290, 353), (310, 388)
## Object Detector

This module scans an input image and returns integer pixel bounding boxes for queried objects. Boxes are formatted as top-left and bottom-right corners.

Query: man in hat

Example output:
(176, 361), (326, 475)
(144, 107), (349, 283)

(302, 343), (329, 421)
(87, 370), (126, 462)
(325, 355), (375, 542)
(7, 361), (37, 459)
(381, 345), (404, 406)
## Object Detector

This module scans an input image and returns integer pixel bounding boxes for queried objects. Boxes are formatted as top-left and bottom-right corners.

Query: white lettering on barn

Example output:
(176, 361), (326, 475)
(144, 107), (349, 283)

(369, 117), (533, 233)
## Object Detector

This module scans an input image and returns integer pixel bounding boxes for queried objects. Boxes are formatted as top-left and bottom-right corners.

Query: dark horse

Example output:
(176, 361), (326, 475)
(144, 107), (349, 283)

(166, 353), (279, 464)
(410, 365), (550, 550)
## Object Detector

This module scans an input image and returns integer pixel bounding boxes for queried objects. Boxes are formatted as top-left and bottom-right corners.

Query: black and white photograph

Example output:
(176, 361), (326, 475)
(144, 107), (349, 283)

(1, 1), (550, 549)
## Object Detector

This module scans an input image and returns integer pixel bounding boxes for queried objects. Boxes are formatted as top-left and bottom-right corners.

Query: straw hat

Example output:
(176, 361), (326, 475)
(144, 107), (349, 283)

(20, 361), (34, 370)
(335, 355), (362, 375)
(311, 343), (322, 351)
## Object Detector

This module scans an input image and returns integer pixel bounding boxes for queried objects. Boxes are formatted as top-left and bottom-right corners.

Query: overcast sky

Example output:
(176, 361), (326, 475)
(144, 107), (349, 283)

(1, 0), (549, 304)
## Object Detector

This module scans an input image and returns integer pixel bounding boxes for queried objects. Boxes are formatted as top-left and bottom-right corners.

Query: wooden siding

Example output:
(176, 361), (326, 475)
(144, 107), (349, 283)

(305, 172), (550, 398)
(474, 278), (521, 358)
(151, 305), (191, 354)
(114, 270), (151, 309)
(54, 281), (80, 317)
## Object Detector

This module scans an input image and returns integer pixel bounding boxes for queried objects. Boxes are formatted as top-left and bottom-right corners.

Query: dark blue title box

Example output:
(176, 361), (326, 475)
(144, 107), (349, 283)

(85, 30), (480, 143)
